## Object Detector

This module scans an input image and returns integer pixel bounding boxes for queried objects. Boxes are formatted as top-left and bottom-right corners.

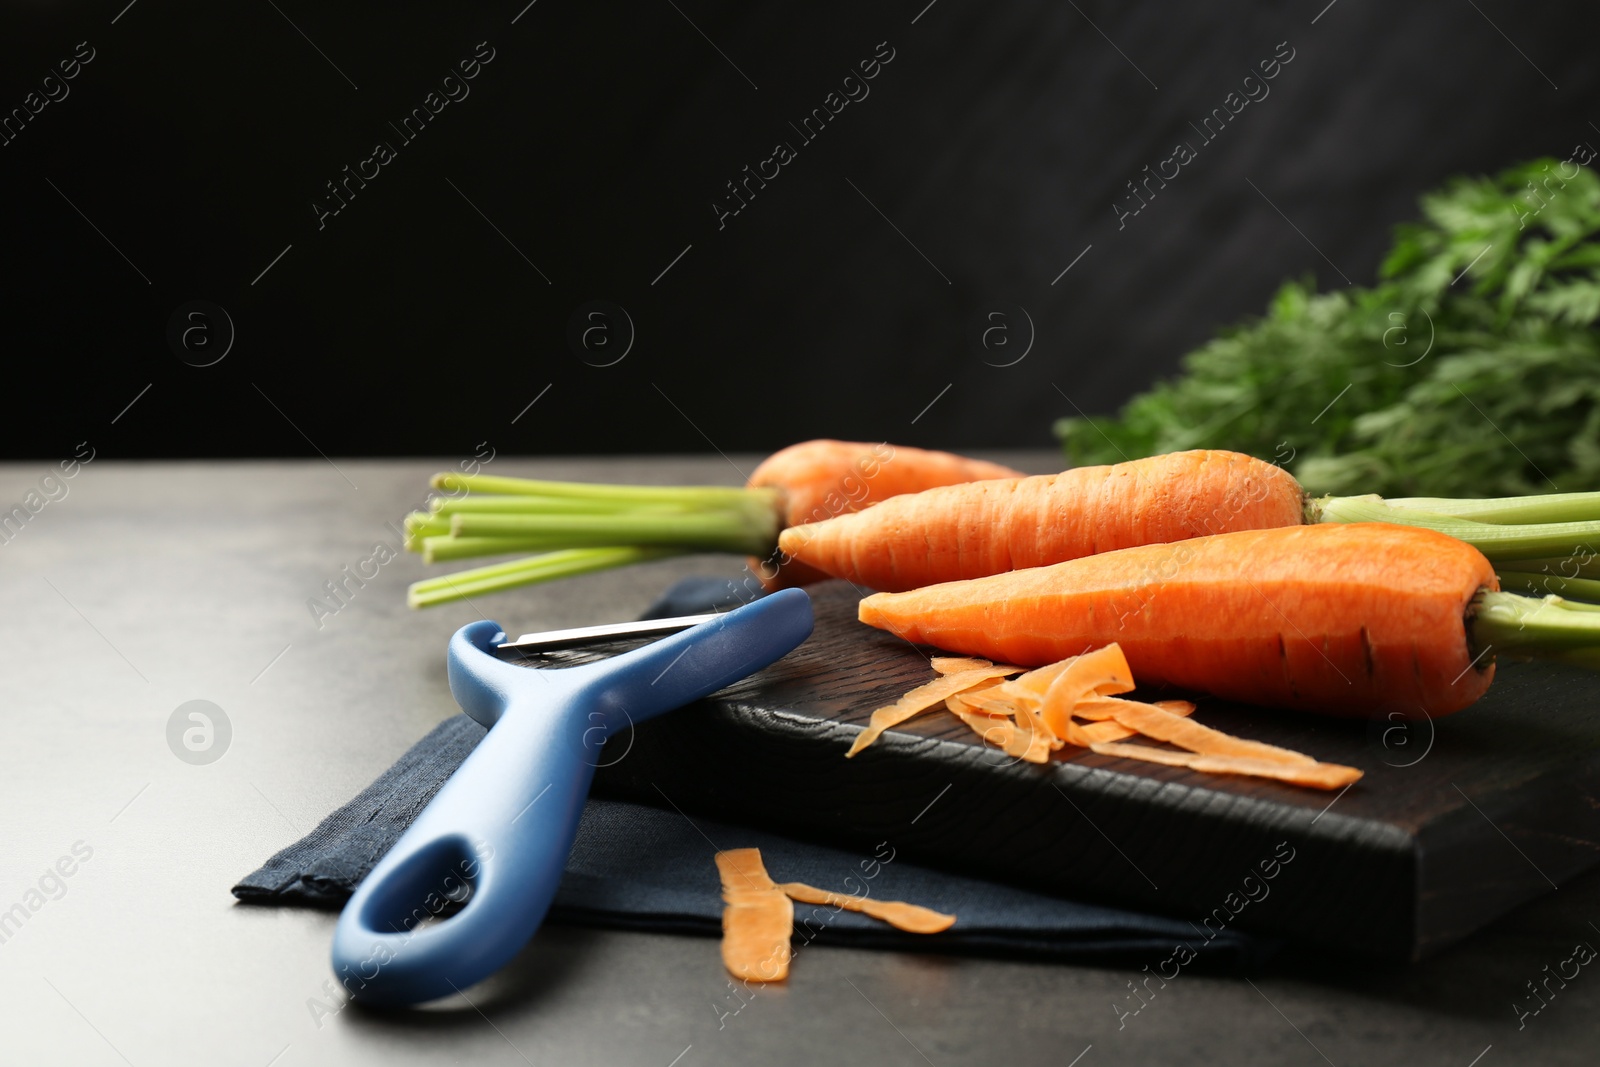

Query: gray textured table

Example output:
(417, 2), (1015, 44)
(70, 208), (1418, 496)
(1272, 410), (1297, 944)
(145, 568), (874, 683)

(1, 455), (1594, 1066)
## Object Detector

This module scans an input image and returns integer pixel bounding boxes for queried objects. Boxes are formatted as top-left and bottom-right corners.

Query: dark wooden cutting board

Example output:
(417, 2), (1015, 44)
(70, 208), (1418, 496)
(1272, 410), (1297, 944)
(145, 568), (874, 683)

(586, 581), (1600, 960)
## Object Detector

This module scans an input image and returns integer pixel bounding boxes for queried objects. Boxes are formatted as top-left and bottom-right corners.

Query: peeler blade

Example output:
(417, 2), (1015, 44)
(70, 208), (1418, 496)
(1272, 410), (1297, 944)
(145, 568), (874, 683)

(494, 612), (723, 655)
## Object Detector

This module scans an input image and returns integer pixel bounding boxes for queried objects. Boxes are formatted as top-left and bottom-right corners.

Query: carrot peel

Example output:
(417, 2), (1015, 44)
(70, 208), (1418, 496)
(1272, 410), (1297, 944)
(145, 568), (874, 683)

(931, 656), (1006, 674)
(715, 849), (955, 982)
(846, 665), (1021, 756)
(852, 642), (1362, 790)
(716, 849), (792, 983)
(777, 882), (956, 934)
(1086, 697), (1318, 765)
(1089, 741), (1363, 790)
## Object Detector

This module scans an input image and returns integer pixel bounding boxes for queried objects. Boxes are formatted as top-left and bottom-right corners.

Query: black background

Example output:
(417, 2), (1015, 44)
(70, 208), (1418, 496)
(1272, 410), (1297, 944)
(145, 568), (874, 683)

(3, 0), (1596, 460)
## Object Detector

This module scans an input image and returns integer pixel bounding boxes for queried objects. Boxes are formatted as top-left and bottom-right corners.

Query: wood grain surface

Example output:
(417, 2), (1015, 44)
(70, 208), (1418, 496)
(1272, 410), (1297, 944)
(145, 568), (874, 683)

(577, 581), (1600, 959)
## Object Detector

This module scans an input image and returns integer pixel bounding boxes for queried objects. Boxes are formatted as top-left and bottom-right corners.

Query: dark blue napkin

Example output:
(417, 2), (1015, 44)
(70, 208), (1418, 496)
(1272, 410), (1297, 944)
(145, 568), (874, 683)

(234, 578), (1270, 966)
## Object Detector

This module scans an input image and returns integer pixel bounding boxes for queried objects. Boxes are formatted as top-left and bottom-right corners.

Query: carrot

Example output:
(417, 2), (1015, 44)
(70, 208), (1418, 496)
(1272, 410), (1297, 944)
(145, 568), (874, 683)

(781, 450), (1304, 592)
(777, 449), (1600, 593)
(408, 440), (1022, 606)
(858, 523), (1600, 718)
(750, 441), (1020, 525)
(748, 440), (1019, 588)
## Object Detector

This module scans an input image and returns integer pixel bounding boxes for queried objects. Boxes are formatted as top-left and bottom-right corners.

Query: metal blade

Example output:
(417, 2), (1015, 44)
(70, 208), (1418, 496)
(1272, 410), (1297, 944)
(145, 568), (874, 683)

(494, 612), (722, 655)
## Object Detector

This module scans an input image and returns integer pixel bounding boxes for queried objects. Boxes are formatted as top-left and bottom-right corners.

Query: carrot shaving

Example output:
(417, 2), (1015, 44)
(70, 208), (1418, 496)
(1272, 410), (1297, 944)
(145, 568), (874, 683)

(777, 882), (956, 934)
(931, 655), (1018, 675)
(1089, 741), (1363, 791)
(1037, 645), (1136, 736)
(994, 658), (1078, 698)
(980, 691), (1060, 749)
(846, 665), (1019, 756)
(1086, 740), (1196, 767)
(1010, 700), (1059, 759)
(715, 849), (792, 982)
(964, 693), (1024, 718)
(851, 641), (1362, 791)
(715, 846), (779, 892)
(1184, 754), (1360, 790)
(1073, 701), (1195, 744)
(951, 708), (1043, 762)
(715, 849), (955, 982)
(952, 706), (1055, 762)
(1074, 718), (1150, 745)
(944, 676), (1009, 715)
(1053, 719), (1101, 750)
(1086, 697), (1318, 766)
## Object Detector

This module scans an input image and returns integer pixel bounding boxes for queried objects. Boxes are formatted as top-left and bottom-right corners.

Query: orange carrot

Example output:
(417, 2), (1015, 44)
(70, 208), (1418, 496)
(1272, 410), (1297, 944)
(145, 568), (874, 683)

(777, 447), (1600, 595)
(779, 450), (1304, 592)
(749, 440), (1021, 529)
(750, 440), (1022, 588)
(858, 523), (1503, 718)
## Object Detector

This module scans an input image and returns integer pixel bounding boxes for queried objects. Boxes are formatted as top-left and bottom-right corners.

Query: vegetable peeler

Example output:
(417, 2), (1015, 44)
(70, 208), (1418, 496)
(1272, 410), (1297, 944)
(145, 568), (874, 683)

(330, 588), (814, 1006)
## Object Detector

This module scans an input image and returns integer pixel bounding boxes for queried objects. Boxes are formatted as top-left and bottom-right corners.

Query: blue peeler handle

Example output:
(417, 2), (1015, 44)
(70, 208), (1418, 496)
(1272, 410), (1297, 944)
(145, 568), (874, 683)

(330, 588), (813, 1007)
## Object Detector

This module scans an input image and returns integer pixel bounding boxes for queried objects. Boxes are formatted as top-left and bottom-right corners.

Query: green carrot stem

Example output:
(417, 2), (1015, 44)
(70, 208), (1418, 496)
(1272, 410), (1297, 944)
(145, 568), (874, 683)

(431, 472), (777, 512)
(421, 535), (568, 564)
(1472, 590), (1600, 669)
(1316, 496), (1600, 562)
(1496, 571), (1600, 604)
(405, 511), (447, 529)
(411, 551), (572, 587)
(407, 547), (683, 609)
(430, 495), (689, 516)
(450, 509), (778, 555)
(404, 512), (452, 550)
(1493, 555), (1600, 580)
(1382, 492), (1600, 525)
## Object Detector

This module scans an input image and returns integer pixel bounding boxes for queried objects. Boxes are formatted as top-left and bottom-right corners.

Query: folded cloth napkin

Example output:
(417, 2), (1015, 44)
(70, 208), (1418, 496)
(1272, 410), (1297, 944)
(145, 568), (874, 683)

(234, 578), (1270, 966)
